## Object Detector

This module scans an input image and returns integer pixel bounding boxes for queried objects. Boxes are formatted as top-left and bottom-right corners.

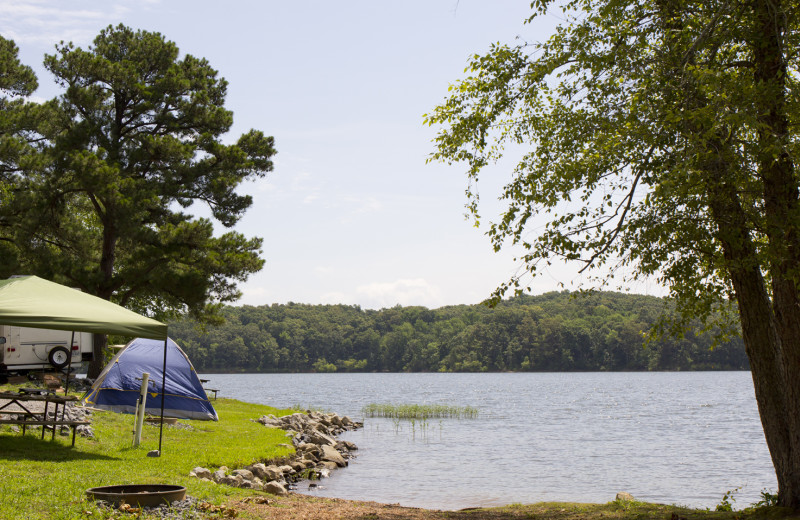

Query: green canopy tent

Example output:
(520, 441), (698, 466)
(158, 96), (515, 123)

(0, 276), (170, 453)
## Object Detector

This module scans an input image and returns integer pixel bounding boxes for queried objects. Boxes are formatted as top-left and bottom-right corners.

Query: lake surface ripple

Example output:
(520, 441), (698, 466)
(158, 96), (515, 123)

(203, 372), (774, 510)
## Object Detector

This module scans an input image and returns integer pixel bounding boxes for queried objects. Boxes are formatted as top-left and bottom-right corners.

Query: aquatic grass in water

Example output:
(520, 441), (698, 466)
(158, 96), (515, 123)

(362, 403), (478, 420)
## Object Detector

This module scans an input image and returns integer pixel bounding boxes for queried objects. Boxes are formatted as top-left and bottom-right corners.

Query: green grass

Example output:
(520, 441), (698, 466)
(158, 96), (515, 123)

(361, 403), (478, 419)
(0, 390), (297, 520)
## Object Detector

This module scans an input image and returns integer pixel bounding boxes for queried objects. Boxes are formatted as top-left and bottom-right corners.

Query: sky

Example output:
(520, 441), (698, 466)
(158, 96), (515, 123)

(0, 1), (666, 309)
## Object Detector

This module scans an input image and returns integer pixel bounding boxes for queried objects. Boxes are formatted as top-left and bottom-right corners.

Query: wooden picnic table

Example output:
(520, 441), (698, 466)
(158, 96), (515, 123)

(199, 379), (218, 400)
(0, 391), (88, 446)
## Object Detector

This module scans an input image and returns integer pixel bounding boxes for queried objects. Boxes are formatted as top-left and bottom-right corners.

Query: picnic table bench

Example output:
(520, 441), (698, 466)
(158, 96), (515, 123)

(199, 379), (219, 400)
(0, 391), (89, 446)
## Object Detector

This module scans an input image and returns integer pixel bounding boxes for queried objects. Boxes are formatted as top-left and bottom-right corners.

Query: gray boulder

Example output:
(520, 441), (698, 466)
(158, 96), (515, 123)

(309, 431), (336, 446)
(336, 440), (358, 452)
(267, 465), (284, 481)
(248, 463), (269, 479)
(191, 467), (213, 480)
(299, 458), (316, 469)
(320, 444), (347, 467)
(232, 469), (254, 481)
(250, 463), (284, 481)
(219, 474), (244, 487)
(264, 481), (288, 496)
(212, 469), (227, 483)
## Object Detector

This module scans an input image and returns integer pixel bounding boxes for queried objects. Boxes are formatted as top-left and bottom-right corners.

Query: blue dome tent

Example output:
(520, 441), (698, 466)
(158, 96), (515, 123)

(82, 337), (217, 421)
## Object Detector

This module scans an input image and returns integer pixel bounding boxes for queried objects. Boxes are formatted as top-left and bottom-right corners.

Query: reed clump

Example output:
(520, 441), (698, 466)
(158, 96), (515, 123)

(361, 403), (478, 419)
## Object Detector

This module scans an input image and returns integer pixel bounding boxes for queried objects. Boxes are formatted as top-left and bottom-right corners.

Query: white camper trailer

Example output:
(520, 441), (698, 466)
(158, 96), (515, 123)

(0, 325), (93, 373)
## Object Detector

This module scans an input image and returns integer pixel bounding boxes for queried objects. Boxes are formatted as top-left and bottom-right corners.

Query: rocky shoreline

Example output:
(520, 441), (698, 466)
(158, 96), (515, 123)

(190, 410), (362, 495)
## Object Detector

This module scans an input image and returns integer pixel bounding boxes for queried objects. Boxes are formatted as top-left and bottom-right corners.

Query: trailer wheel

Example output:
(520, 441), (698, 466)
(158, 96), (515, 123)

(48, 346), (70, 369)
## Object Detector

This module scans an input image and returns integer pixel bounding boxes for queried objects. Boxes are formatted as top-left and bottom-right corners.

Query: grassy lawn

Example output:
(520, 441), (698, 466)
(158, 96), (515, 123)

(0, 388), (295, 520)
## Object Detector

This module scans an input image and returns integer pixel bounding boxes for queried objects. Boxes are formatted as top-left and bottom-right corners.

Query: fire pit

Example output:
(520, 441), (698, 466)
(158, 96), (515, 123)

(85, 484), (186, 507)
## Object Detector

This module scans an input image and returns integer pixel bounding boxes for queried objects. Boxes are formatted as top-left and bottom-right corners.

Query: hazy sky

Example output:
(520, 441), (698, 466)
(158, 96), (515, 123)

(0, 1), (665, 309)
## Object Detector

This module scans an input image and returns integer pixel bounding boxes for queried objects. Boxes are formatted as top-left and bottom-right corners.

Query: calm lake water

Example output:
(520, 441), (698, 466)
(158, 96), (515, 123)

(202, 372), (775, 510)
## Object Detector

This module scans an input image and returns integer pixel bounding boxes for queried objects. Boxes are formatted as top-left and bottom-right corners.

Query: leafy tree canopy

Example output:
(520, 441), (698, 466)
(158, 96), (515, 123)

(0, 34), (38, 180)
(426, 0), (800, 508)
(0, 34), (42, 273)
(0, 34), (36, 99)
(0, 25), (276, 375)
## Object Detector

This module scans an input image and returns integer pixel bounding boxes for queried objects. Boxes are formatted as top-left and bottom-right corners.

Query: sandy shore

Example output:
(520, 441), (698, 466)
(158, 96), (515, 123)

(234, 494), (446, 519)
(229, 493), (642, 520)
(229, 493), (734, 520)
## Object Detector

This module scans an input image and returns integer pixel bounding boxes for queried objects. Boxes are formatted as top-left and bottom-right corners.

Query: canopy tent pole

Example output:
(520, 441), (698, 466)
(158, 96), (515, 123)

(57, 330), (76, 427)
(64, 331), (75, 396)
(158, 337), (167, 455)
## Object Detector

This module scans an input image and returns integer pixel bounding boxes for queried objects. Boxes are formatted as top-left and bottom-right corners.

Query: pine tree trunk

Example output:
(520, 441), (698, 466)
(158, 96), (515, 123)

(87, 334), (107, 379)
(86, 206), (117, 379)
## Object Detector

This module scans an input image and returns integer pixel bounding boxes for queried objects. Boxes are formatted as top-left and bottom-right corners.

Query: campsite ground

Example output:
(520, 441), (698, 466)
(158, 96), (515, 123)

(0, 384), (795, 519)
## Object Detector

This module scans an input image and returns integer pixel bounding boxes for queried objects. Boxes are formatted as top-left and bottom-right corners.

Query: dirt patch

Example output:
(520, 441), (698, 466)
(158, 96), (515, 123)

(230, 494), (760, 520)
(230, 494), (620, 520)
(234, 494), (453, 520)
(0, 397), (47, 414)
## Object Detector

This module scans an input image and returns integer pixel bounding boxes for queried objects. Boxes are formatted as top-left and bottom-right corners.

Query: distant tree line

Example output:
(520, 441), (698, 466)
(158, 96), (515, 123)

(169, 291), (748, 373)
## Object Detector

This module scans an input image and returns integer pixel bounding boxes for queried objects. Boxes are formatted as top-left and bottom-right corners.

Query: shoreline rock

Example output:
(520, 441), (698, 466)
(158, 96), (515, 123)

(190, 410), (362, 495)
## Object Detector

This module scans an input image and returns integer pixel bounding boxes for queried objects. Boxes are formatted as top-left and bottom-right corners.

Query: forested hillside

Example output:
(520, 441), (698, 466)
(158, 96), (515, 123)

(169, 291), (748, 373)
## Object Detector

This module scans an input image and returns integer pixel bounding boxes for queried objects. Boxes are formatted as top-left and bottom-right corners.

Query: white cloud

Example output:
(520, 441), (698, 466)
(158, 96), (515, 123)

(319, 291), (351, 305)
(0, 1), (134, 46)
(289, 171), (314, 192)
(24, 94), (49, 104)
(236, 285), (268, 306)
(317, 279), (444, 309)
(345, 195), (382, 215)
(355, 278), (442, 309)
(251, 180), (278, 193)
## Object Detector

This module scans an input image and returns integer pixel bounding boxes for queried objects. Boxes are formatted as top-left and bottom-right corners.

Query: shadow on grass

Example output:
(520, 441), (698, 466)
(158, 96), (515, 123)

(0, 434), (119, 461)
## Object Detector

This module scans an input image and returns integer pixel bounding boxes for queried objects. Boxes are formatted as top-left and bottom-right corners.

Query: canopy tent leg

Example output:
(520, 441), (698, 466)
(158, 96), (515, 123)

(57, 331), (76, 429)
(64, 331), (74, 396)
